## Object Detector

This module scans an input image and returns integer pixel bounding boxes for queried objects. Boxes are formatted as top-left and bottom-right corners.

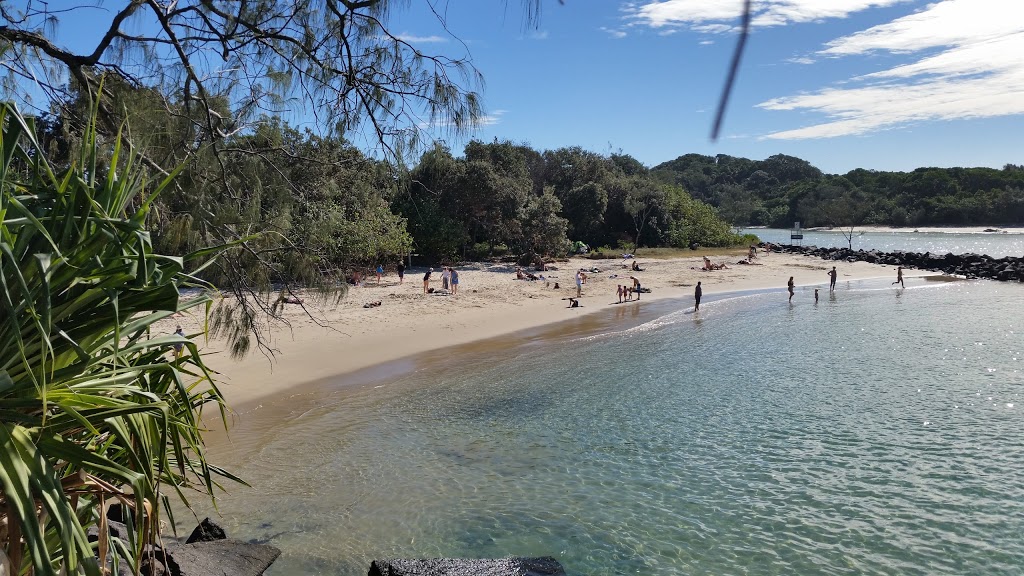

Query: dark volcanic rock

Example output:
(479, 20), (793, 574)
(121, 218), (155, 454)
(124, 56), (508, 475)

(368, 557), (566, 576)
(160, 540), (280, 576)
(759, 241), (1022, 282)
(185, 518), (228, 544)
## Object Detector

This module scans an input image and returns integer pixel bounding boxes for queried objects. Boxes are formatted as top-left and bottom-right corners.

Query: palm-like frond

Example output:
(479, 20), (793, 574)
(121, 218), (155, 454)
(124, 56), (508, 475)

(1, 100), (238, 575)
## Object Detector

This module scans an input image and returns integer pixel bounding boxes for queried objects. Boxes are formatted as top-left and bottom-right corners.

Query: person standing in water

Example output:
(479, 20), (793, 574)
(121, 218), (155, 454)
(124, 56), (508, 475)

(788, 276), (795, 302)
(828, 266), (837, 292)
(694, 281), (702, 311)
(892, 266), (904, 288)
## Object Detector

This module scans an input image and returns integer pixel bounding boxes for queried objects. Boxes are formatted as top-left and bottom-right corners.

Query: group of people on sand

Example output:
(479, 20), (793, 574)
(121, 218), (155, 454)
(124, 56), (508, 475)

(615, 276), (642, 303)
(516, 267), (542, 281)
(422, 266), (459, 295)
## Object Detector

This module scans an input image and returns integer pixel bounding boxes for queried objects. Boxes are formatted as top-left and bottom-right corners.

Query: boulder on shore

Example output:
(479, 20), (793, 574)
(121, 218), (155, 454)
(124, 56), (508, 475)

(185, 517), (228, 544)
(155, 539), (280, 576)
(368, 556), (566, 576)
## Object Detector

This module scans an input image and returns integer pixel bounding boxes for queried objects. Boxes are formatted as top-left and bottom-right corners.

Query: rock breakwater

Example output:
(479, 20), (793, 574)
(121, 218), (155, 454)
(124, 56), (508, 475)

(763, 243), (1024, 282)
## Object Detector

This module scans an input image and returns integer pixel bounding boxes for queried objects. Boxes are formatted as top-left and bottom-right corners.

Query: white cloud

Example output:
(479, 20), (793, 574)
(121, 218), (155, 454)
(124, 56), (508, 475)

(759, 0), (1024, 139)
(692, 23), (734, 34)
(626, 0), (910, 31)
(601, 27), (628, 38)
(396, 33), (447, 44)
(478, 110), (507, 127)
(822, 0), (1024, 55)
(420, 110), (506, 131)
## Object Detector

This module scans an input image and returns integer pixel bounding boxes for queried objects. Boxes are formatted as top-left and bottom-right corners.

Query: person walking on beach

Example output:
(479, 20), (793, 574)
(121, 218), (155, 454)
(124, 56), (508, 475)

(172, 325), (186, 360)
(441, 266), (451, 291)
(828, 266), (837, 292)
(375, 264), (384, 285)
(630, 276), (641, 300)
(892, 266), (904, 288)
(788, 276), (795, 302)
(450, 267), (460, 295)
(397, 261), (405, 284)
(694, 281), (702, 311)
(575, 269), (584, 298)
(423, 267), (433, 294)
(616, 284), (623, 303)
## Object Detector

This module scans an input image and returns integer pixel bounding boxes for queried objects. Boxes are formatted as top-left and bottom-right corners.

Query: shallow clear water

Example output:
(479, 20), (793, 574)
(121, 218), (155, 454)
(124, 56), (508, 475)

(743, 228), (1024, 257)
(189, 278), (1024, 575)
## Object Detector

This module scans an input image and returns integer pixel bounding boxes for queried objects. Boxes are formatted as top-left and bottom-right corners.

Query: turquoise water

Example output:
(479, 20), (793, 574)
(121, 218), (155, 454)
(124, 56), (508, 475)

(192, 278), (1024, 575)
(743, 228), (1024, 257)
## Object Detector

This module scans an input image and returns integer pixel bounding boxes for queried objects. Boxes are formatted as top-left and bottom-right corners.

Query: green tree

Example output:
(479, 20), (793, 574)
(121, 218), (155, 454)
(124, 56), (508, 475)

(623, 180), (666, 248)
(522, 187), (569, 257)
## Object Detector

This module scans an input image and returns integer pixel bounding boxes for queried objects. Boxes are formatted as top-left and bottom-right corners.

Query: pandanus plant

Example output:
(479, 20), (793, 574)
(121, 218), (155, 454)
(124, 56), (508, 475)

(0, 101), (242, 575)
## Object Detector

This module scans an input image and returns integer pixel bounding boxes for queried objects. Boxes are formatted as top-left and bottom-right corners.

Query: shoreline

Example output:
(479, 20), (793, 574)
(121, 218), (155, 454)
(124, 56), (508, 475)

(172, 252), (923, 421)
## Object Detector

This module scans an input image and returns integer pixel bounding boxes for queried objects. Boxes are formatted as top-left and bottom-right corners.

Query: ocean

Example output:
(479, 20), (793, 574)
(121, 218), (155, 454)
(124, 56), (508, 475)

(743, 228), (1024, 258)
(190, 271), (1024, 575)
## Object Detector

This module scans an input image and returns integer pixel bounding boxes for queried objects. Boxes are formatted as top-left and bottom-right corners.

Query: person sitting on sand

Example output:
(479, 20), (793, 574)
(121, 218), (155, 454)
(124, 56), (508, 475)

(516, 268), (526, 280)
(567, 297), (580, 308)
(631, 260), (643, 272)
(703, 256), (713, 271)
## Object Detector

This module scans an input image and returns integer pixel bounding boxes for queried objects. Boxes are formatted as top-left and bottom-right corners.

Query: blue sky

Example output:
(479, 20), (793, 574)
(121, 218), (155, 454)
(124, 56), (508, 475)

(14, 0), (1023, 175)
(387, 0), (1024, 174)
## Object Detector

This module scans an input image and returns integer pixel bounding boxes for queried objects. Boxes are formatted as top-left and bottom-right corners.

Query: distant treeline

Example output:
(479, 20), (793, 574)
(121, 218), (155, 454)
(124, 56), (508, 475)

(399, 142), (750, 262)
(652, 154), (1024, 229)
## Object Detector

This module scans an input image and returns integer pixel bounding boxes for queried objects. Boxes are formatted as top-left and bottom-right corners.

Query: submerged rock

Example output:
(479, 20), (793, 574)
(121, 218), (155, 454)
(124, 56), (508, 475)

(368, 556), (566, 576)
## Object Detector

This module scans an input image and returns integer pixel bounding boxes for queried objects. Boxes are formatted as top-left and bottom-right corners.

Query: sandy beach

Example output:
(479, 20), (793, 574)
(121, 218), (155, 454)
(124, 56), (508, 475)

(163, 251), (922, 413)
